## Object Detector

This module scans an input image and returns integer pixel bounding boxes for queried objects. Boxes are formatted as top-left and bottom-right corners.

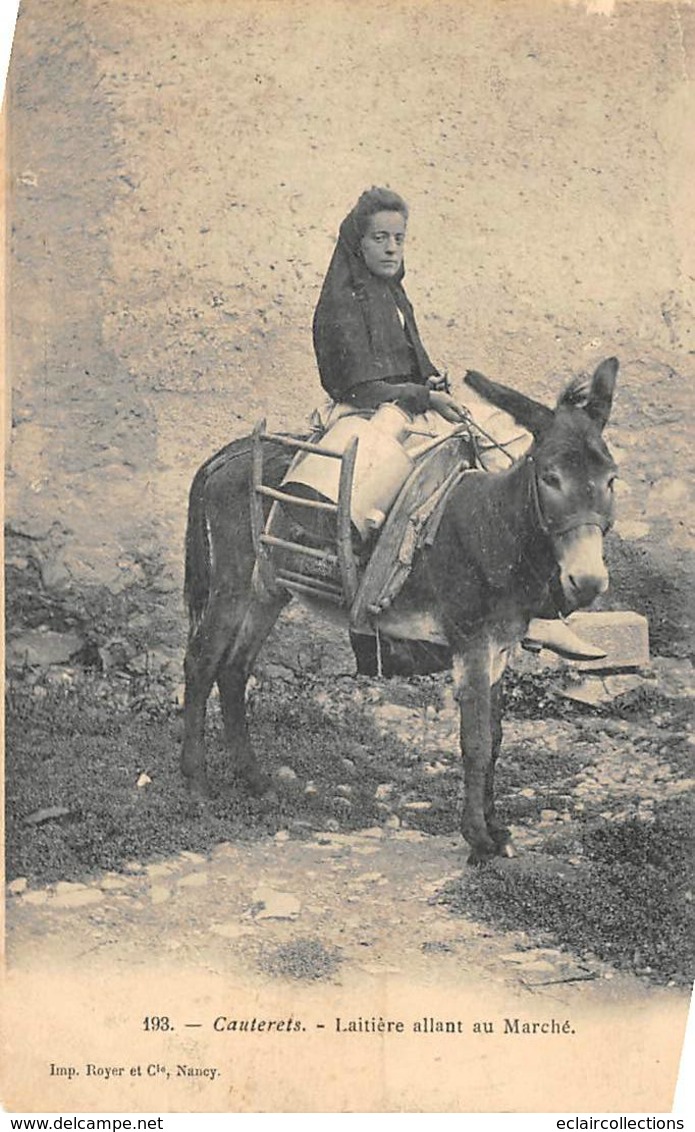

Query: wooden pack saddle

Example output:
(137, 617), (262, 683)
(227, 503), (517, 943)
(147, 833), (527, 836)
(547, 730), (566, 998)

(249, 416), (475, 640)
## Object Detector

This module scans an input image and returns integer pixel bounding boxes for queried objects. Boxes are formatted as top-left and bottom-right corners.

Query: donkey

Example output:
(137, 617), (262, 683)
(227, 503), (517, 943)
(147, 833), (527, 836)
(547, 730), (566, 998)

(181, 357), (618, 863)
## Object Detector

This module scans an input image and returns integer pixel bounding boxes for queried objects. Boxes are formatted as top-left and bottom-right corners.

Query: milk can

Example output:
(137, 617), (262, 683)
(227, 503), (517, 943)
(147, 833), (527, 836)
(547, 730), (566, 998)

(282, 402), (415, 539)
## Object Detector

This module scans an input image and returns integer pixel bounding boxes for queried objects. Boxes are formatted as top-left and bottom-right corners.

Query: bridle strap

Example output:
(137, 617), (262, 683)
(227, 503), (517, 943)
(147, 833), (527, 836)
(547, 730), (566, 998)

(527, 457), (612, 539)
(552, 511), (612, 537)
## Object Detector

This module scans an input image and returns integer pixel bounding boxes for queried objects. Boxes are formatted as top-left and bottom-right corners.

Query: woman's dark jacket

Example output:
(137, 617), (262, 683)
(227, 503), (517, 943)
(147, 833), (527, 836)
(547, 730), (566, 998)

(312, 207), (437, 414)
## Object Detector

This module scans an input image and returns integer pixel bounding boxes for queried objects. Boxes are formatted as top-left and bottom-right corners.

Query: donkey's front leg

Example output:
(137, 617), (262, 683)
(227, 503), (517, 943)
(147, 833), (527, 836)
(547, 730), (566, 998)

(453, 640), (498, 864)
(483, 676), (514, 857)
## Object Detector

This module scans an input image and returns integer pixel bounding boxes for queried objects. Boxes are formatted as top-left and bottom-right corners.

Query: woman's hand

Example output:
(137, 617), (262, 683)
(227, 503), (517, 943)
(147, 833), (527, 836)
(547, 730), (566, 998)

(429, 390), (470, 424)
(427, 373), (450, 392)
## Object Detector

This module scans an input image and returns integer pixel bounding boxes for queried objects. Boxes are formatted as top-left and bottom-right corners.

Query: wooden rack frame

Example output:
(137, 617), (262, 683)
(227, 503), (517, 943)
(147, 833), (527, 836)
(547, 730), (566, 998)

(249, 419), (360, 608)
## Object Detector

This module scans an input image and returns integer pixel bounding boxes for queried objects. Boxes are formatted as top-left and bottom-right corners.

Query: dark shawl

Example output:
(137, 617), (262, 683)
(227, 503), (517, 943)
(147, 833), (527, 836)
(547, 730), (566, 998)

(312, 205), (437, 411)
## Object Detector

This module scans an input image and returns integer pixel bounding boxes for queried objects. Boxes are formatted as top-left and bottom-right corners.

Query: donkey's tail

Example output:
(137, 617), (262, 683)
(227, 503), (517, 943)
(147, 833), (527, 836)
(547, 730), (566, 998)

(184, 465), (211, 636)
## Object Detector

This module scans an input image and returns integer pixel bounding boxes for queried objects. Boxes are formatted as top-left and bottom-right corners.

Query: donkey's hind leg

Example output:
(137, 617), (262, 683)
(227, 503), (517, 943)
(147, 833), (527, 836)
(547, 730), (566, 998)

(216, 593), (288, 794)
(182, 590), (242, 797)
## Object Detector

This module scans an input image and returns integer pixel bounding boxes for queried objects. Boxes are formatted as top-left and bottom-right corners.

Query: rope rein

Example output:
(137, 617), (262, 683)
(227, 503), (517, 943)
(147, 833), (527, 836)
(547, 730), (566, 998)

(461, 410), (519, 467)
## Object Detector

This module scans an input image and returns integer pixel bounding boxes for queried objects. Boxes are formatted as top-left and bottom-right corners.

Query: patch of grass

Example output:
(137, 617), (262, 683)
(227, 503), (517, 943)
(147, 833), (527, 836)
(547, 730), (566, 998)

(5, 670), (434, 884)
(248, 673), (463, 837)
(258, 937), (343, 981)
(581, 802), (693, 869)
(6, 678), (252, 882)
(439, 795), (694, 985)
(503, 670), (578, 721)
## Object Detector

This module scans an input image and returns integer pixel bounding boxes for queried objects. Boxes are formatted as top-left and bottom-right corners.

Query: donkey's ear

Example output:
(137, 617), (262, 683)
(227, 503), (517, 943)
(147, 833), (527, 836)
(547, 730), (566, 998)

(556, 357), (618, 430)
(585, 356), (618, 430)
(464, 370), (554, 438)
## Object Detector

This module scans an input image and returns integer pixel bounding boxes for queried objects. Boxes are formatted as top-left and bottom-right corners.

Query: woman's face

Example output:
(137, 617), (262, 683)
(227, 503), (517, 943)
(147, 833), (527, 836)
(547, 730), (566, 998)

(360, 210), (406, 279)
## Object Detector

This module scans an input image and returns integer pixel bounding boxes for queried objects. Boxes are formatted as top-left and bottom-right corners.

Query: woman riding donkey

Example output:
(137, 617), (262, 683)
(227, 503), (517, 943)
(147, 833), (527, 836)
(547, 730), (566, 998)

(312, 186), (603, 662)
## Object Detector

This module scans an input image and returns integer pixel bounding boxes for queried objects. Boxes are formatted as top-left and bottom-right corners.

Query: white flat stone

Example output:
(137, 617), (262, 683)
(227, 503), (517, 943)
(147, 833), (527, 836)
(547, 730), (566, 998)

(210, 922), (251, 939)
(99, 875), (130, 891)
(22, 890), (49, 906)
(178, 873), (208, 889)
(52, 888), (103, 909)
(146, 863), (176, 879)
(251, 886), (301, 920)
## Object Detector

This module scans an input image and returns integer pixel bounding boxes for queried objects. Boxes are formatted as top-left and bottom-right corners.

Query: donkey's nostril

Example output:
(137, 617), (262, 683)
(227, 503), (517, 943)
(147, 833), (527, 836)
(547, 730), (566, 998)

(567, 572), (608, 604)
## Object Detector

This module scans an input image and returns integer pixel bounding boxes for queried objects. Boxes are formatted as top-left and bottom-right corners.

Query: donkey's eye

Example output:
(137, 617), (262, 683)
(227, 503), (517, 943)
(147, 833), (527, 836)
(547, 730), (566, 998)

(542, 471), (562, 490)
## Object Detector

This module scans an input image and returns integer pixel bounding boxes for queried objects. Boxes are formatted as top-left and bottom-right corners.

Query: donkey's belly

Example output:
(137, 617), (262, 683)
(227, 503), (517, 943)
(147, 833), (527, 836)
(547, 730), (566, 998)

(375, 606), (448, 646)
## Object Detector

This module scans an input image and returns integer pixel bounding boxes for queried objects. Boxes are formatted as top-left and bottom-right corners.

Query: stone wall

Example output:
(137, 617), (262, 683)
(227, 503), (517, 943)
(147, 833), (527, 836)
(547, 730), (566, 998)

(6, 0), (694, 665)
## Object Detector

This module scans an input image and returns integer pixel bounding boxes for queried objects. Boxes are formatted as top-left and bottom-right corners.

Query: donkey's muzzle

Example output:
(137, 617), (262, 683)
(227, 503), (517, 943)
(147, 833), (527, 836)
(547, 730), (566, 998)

(558, 525), (609, 609)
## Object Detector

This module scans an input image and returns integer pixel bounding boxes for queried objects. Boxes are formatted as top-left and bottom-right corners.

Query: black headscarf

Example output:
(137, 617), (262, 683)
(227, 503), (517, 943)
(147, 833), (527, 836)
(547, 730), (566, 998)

(312, 190), (437, 403)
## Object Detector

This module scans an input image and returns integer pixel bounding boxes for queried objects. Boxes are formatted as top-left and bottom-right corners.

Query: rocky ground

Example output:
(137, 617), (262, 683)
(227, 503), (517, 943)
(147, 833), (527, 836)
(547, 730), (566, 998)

(5, 611), (693, 1111)
(5, 807), (690, 1111)
(6, 626), (693, 974)
(4, 822), (677, 999)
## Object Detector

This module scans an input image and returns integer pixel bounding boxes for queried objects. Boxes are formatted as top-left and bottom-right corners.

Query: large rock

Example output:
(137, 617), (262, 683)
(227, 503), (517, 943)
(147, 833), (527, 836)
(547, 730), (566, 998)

(6, 629), (84, 668)
(567, 611), (650, 672)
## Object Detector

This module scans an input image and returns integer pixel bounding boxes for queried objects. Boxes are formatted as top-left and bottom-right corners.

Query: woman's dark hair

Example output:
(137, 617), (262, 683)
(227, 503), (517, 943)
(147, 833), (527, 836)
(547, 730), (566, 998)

(351, 186), (409, 240)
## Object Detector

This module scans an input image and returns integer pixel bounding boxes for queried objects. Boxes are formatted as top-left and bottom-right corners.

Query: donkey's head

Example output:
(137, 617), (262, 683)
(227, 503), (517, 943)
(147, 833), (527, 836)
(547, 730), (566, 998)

(465, 357), (619, 611)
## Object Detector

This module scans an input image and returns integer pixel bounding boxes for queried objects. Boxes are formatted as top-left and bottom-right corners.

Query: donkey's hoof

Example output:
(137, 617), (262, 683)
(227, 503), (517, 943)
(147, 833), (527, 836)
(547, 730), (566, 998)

(467, 830), (516, 865)
(465, 836), (497, 866)
(489, 826), (513, 852)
